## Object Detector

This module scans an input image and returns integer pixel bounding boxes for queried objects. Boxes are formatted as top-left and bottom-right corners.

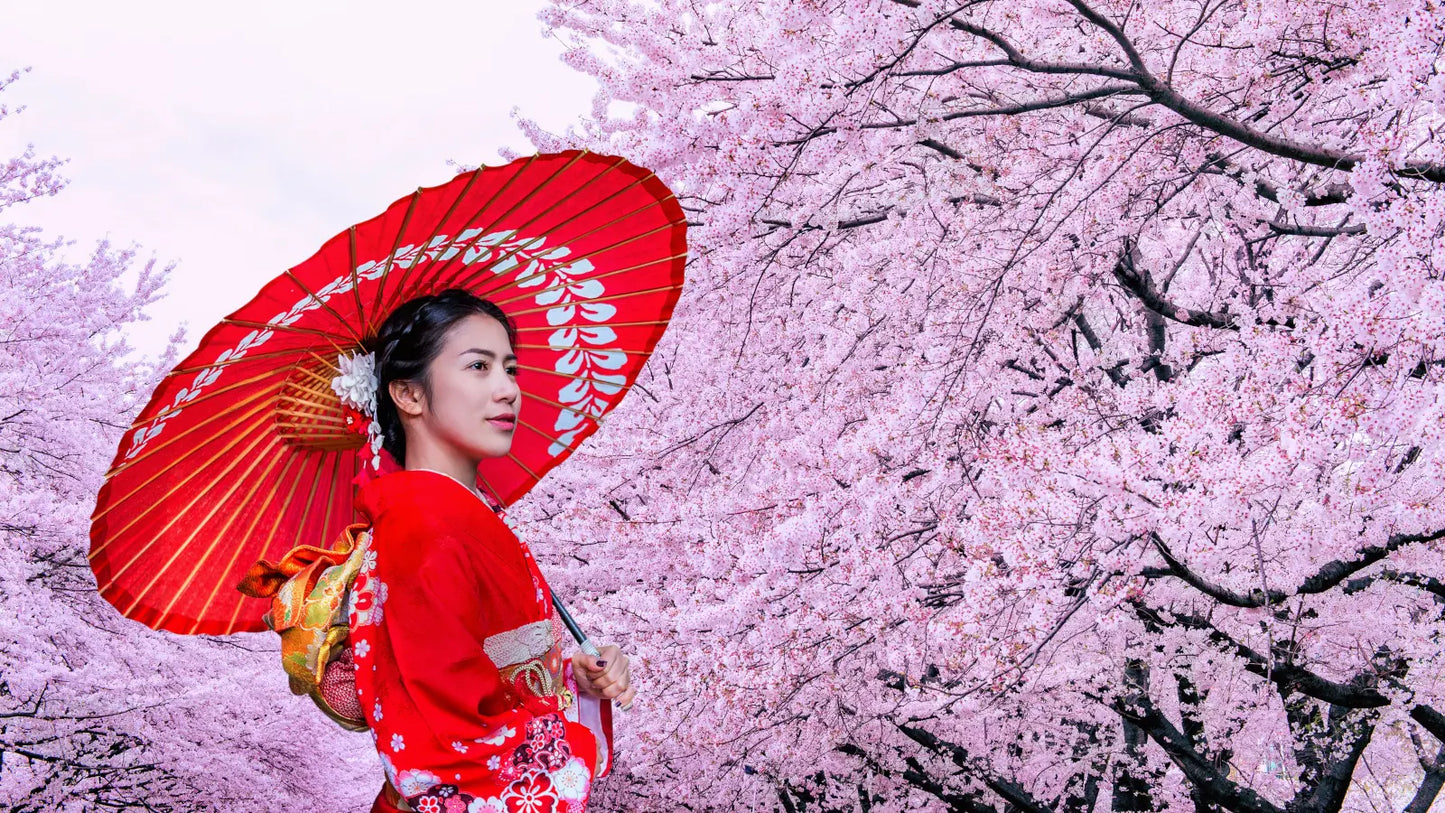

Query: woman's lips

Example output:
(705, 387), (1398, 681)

(487, 417), (516, 431)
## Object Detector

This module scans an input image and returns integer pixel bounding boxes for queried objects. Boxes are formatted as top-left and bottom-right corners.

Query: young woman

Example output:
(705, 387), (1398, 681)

(348, 288), (635, 813)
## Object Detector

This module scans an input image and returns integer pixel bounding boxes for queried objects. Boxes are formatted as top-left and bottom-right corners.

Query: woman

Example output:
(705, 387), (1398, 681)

(348, 288), (636, 812)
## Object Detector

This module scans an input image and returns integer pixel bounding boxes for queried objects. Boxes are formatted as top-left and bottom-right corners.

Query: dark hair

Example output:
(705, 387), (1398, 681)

(370, 288), (517, 465)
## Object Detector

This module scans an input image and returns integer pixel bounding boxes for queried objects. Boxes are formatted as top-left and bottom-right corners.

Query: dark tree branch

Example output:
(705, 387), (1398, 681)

(1109, 693), (1286, 813)
(895, 723), (1051, 813)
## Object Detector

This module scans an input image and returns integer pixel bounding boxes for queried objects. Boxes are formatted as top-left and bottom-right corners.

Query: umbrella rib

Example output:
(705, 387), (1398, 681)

(428, 152), (594, 293)
(515, 344), (657, 356)
(123, 366), (287, 435)
(415, 154), (545, 293)
(378, 168), (486, 316)
(94, 401), (280, 545)
(513, 319), (679, 332)
(288, 448), (330, 551)
(97, 419), (277, 588)
(504, 451), (543, 483)
(221, 317), (354, 346)
(440, 167), (667, 294)
(482, 251), (688, 311)
(433, 155), (637, 291)
(211, 449), (317, 635)
(275, 408), (348, 426)
(104, 391), (276, 479)
(517, 389), (608, 423)
(511, 414), (586, 453)
(368, 189), (424, 321)
(163, 347), (321, 379)
(121, 433), (284, 615)
(504, 282), (686, 319)
(283, 269), (364, 346)
(158, 449), (289, 626)
(316, 449), (342, 546)
(348, 227), (370, 338)
(455, 215), (683, 296)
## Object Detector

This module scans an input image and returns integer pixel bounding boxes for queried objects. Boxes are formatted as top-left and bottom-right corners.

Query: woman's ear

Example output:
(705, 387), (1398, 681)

(388, 379), (426, 418)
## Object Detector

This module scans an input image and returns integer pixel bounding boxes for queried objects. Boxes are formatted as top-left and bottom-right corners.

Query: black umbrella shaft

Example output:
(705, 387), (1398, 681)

(551, 593), (601, 657)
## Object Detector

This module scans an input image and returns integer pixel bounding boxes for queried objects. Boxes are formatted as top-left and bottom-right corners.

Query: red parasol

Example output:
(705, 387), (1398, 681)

(89, 150), (686, 636)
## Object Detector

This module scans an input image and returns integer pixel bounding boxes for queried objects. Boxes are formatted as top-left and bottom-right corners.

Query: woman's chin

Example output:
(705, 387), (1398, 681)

(472, 437), (515, 459)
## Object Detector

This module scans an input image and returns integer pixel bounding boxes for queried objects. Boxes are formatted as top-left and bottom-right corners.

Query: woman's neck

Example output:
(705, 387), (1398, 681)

(403, 446), (482, 500)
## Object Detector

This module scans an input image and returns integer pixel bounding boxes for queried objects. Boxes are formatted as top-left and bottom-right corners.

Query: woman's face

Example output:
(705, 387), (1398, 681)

(408, 313), (520, 461)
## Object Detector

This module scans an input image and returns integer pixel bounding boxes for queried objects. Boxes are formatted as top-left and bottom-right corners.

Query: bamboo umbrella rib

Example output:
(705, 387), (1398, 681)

(315, 450), (342, 545)
(379, 168), (486, 315)
(95, 395), (281, 522)
(157, 449), (289, 625)
(203, 449), (316, 635)
(348, 227), (370, 338)
(454, 215), (682, 294)
(284, 269), (363, 345)
(513, 319), (678, 332)
(515, 344), (657, 357)
(488, 156), (635, 249)
(517, 389), (608, 423)
(475, 473), (506, 509)
(513, 363), (646, 387)
(410, 156), (546, 292)
(99, 421), (277, 588)
(163, 347), (323, 379)
(91, 403), (276, 542)
(368, 189), (424, 320)
(431, 158), (643, 293)
(426, 153), (624, 291)
(505, 283), (685, 320)
(274, 408), (348, 426)
(447, 195), (677, 294)
(104, 391), (276, 479)
(504, 450), (543, 483)
(509, 414), (575, 450)
(287, 448), (331, 551)
(123, 366), (288, 435)
(280, 376), (343, 406)
(220, 317), (355, 347)
(485, 252), (687, 311)
(121, 433), (284, 615)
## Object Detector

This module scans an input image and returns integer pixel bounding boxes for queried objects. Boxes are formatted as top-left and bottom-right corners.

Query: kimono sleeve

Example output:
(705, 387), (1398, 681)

(374, 526), (536, 754)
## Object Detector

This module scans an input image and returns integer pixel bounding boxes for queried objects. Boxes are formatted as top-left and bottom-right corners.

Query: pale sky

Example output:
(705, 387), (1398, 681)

(0, 1), (596, 357)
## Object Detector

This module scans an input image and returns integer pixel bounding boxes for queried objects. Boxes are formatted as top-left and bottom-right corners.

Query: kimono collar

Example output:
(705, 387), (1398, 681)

(354, 468), (506, 531)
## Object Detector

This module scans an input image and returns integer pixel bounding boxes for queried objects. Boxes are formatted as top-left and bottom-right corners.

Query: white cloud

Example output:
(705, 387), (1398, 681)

(0, 0), (596, 357)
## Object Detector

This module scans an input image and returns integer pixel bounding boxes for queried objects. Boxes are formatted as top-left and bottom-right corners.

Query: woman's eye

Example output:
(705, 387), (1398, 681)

(470, 361), (487, 370)
(506, 367), (519, 377)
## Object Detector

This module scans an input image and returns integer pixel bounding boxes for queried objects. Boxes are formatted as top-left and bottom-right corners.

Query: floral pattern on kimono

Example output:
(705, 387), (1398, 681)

(348, 469), (614, 813)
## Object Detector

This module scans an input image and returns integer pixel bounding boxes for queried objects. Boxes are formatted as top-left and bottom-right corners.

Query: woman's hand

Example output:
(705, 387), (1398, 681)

(572, 644), (635, 710)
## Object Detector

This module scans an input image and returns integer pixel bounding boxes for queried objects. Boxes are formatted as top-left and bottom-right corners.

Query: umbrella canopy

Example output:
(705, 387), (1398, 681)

(90, 150), (687, 636)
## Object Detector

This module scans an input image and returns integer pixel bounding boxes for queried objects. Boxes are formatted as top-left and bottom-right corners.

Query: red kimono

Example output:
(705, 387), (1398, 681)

(348, 469), (614, 813)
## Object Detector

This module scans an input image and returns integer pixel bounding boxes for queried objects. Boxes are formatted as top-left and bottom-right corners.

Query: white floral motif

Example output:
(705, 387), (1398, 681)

(468, 799), (507, 813)
(353, 638), (370, 658)
(551, 757), (591, 801)
(373, 699), (383, 721)
(397, 768), (442, 797)
(487, 755), (501, 771)
(391, 733), (406, 752)
(477, 725), (516, 746)
(452, 740), (469, 753)
(378, 753), (397, 785)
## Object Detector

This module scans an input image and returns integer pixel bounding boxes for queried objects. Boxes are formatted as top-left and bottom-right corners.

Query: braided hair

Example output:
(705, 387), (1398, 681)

(369, 288), (517, 465)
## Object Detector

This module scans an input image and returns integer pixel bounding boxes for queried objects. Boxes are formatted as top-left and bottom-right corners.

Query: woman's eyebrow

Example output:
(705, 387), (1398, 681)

(459, 348), (518, 363)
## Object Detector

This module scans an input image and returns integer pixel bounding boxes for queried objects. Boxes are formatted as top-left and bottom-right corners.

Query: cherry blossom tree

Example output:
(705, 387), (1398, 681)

(0, 69), (378, 811)
(510, 1), (1445, 810)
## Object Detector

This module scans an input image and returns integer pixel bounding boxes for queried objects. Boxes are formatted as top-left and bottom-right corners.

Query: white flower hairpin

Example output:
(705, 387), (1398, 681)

(330, 350), (385, 470)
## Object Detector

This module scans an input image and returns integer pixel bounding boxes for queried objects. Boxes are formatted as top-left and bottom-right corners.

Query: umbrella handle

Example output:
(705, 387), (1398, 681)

(551, 593), (631, 713)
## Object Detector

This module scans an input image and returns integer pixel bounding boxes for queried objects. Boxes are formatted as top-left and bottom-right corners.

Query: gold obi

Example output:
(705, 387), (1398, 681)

(485, 617), (574, 712)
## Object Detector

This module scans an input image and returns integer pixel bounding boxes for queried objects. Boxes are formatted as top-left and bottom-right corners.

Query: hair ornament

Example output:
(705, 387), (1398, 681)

(330, 349), (384, 470)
